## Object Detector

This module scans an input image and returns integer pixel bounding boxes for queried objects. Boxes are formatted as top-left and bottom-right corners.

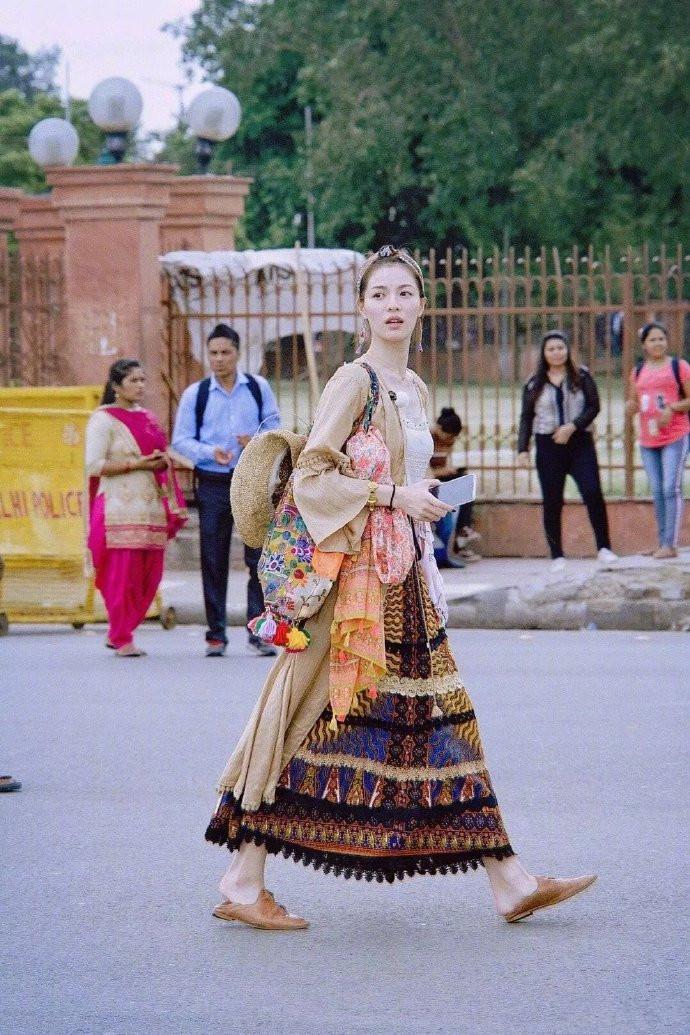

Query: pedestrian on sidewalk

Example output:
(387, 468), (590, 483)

(428, 406), (481, 566)
(172, 324), (281, 657)
(625, 322), (690, 559)
(85, 360), (187, 657)
(517, 330), (618, 573)
(205, 247), (596, 931)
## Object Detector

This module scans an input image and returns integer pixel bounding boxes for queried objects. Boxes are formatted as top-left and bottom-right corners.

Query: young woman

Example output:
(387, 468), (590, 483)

(85, 360), (186, 656)
(518, 331), (618, 572)
(625, 322), (690, 558)
(429, 407), (480, 566)
(205, 247), (596, 930)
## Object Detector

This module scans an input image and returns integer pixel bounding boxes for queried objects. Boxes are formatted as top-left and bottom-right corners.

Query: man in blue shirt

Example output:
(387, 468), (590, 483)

(172, 324), (281, 656)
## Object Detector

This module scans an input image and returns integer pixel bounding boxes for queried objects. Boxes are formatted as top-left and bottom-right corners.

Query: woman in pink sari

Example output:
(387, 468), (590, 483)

(85, 360), (186, 656)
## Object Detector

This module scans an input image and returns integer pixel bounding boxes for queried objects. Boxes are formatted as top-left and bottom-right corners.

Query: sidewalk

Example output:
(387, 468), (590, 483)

(161, 544), (690, 632)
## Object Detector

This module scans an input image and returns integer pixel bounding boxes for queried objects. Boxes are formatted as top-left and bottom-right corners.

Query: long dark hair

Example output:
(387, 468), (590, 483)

(530, 331), (581, 395)
(101, 359), (141, 405)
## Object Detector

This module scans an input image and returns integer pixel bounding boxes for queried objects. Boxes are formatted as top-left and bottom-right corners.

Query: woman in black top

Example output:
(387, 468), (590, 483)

(517, 331), (617, 570)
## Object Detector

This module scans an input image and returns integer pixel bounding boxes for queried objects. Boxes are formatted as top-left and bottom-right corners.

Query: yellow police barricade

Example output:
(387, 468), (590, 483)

(0, 400), (175, 634)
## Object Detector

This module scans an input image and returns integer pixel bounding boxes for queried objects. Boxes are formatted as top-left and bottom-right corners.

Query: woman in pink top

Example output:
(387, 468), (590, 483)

(626, 322), (690, 558)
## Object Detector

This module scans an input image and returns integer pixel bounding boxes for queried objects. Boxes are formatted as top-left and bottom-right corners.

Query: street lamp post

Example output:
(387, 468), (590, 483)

(187, 86), (241, 174)
(88, 77), (143, 164)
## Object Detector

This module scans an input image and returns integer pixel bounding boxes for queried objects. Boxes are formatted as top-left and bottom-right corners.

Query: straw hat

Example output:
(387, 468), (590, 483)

(230, 429), (307, 548)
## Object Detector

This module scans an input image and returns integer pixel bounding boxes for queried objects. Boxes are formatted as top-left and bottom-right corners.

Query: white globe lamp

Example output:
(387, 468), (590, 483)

(88, 77), (143, 163)
(187, 86), (242, 173)
(28, 118), (80, 167)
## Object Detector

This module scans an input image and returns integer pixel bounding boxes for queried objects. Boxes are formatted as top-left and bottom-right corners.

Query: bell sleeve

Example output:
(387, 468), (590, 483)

(292, 364), (372, 554)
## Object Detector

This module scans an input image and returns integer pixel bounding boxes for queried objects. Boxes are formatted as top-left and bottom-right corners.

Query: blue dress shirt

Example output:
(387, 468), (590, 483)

(172, 372), (281, 473)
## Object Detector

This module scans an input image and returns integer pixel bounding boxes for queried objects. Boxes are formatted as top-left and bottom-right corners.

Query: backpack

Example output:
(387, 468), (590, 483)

(193, 374), (264, 440)
(633, 357), (686, 398)
(247, 364), (381, 652)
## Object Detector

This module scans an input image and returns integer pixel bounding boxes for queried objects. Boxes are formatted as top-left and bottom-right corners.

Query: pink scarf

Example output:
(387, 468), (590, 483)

(327, 425), (415, 723)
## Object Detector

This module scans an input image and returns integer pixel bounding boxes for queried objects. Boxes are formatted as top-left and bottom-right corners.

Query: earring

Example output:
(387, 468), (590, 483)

(413, 316), (423, 352)
(356, 318), (371, 355)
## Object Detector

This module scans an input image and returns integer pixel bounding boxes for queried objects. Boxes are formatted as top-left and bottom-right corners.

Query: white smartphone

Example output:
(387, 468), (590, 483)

(431, 473), (476, 510)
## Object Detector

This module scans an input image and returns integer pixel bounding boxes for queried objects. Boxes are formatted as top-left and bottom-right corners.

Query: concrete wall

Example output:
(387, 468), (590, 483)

(474, 498), (690, 556)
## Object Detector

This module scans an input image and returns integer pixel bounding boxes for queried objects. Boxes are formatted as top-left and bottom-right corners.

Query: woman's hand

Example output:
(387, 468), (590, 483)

(395, 480), (454, 522)
(552, 422), (576, 445)
(657, 406), (673, 429)
(517, 451), (530, 467)
(138, 450), (168, 472)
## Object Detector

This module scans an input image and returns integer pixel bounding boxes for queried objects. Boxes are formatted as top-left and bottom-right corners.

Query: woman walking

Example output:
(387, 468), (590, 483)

(518, 331), (618, 572)
(205, 247), (595, 930)
(85, 360), (186, 656)
(626, 322), (690, 558)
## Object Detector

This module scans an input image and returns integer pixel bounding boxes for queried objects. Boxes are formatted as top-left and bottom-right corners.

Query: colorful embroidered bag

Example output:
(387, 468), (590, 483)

(248, 366), (380, 652)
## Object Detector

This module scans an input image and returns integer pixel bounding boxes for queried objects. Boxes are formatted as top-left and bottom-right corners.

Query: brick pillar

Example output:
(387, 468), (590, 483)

(0, 188), (22, 256)
(46, 163), (178, 418)
(160, 174), (252, 253)
(14, 194), (65, 260)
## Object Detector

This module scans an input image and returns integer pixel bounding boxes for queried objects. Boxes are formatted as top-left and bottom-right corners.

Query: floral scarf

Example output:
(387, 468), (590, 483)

(327, 425), (415, 723)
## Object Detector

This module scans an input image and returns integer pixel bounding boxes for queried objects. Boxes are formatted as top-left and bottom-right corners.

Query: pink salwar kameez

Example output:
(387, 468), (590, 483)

(85, 406), (186, 650)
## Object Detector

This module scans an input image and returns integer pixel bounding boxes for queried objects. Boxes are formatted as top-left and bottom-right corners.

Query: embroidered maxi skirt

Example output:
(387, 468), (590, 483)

(206, 565), (513, 882)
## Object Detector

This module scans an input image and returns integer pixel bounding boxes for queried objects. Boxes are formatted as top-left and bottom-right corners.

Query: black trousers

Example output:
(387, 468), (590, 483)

(535, 432), (612, 559)
(195, 472), (264, 643)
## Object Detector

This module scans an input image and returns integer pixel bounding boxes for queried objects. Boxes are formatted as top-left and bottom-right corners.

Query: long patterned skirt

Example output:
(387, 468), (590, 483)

(206, 565), (513, 882)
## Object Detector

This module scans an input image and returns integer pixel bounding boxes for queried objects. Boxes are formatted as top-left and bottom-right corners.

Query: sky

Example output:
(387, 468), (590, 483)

(3, 0), (207, 135)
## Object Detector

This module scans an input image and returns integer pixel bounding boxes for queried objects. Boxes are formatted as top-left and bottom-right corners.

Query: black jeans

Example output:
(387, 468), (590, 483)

(535, 432), (612, 559)
(195, 471), (264, 643)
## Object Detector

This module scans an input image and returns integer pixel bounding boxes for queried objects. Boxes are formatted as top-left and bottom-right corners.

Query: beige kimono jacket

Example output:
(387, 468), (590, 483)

(217, 360), (428, 809)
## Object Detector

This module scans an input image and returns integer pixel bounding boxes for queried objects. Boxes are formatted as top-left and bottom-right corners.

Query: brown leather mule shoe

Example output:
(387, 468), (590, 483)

(212, 890), (309, 931)
(503, 874), (597, 923)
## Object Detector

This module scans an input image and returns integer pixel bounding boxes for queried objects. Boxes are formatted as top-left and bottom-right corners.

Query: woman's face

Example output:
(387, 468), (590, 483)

(543, 337), (568, 369)
(359, 264), (424, 346)
(642, 327), (668, 360)
(117, 367), (146, 404)
(433, 426), (458, 448)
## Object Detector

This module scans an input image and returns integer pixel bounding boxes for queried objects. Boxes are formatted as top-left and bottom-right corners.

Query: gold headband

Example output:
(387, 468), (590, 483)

(357, 245), (425, 297)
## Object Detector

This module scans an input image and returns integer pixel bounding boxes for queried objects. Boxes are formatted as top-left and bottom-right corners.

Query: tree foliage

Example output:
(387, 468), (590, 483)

(0, 36), (128, 193)
(170, 0), (690, 251)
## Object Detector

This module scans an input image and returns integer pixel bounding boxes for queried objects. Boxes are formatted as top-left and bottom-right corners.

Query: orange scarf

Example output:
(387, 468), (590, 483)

(319, 425), (414, 725)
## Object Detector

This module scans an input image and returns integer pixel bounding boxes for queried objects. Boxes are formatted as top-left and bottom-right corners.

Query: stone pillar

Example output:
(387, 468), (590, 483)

(46, 164), (178, 416)
(160, 175), (252, 253)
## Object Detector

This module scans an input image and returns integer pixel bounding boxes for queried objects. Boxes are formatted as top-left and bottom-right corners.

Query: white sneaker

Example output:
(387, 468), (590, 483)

(549, 557), (566, 573)
(597, 548), (618, 566)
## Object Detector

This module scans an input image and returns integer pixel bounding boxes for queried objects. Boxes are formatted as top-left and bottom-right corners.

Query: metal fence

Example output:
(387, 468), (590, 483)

(163, 243), (690, 498)
(0, 250), (65, 387)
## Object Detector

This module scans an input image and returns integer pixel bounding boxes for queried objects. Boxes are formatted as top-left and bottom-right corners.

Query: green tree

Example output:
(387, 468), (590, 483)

(170, 0), (690, 251)
(0, 35), (59, 98)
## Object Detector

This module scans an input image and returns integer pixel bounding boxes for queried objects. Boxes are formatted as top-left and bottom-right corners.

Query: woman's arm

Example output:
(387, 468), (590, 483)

(85, 411), (165, 478)
(517, 381), (535, 454)
(292, 366), (374, 552)
(573, 369), (600, 429)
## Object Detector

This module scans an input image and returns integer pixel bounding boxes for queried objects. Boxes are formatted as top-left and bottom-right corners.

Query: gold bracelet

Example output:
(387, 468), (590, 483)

(366, 480), (378, 511)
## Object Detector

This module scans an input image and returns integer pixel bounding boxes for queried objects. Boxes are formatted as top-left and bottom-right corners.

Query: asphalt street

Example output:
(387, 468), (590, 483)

(2, 625), (688, 1035)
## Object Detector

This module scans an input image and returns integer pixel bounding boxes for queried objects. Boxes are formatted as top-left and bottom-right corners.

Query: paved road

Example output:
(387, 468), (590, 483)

(2, 626), (687, 1035)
